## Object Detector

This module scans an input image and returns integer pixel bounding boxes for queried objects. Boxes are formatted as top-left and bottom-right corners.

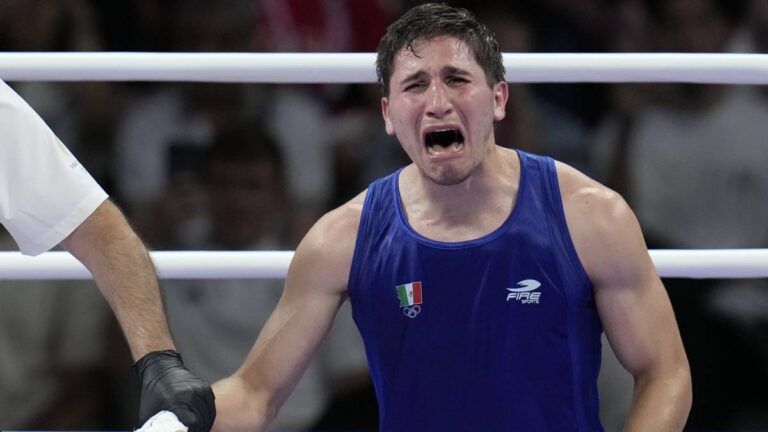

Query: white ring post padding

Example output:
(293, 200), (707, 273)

(1, 53), (768, 83)
(0, 250), (766, 280)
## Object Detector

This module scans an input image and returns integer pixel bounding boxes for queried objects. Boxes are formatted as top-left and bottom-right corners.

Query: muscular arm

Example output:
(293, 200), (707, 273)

(212, 195), (364, 432)
(58, 199), (174, 360)
(559, 163), (692, 431)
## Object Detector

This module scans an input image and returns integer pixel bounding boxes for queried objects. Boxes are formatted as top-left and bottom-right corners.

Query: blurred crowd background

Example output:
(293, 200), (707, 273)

(1, 0), (768, 430)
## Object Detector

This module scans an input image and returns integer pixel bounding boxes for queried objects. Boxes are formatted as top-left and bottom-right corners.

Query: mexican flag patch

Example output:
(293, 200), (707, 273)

(396, 281), (423, 307)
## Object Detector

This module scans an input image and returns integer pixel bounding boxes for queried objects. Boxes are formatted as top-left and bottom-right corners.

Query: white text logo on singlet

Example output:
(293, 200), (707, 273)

(506, 279), (542, 304)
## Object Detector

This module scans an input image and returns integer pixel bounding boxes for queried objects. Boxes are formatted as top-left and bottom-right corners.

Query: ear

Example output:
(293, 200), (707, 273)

(381, 96), (395, 136)
(492, 81), (509, 122)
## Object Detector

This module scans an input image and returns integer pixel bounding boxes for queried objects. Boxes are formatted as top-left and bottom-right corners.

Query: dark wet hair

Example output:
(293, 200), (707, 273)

(376, 3), (505, 95)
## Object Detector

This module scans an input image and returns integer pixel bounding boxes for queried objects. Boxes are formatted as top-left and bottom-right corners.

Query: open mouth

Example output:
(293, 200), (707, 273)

(424, 128), (465, 156)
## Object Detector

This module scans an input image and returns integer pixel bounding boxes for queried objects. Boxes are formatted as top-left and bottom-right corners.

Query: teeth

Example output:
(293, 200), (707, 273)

(426, 141), (464, 156)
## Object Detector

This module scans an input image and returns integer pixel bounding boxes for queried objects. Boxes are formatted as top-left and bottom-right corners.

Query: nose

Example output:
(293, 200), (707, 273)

(425, 82), (452, 119)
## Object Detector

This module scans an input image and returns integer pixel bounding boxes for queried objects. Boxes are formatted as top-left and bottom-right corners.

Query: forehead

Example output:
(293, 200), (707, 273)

(391, 35), (480, 76)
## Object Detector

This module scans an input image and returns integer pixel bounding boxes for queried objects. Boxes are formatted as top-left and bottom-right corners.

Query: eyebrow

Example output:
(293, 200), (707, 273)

(398, 66), (472, 86)
(443, 66), (471, 77)
(399, 70), (428, 86)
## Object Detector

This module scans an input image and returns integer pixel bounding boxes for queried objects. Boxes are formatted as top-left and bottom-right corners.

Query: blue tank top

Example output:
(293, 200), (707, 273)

(348, 151), (604, 431)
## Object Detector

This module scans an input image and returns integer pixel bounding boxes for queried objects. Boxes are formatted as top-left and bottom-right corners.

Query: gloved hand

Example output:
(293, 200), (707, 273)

(134, 350), (216, 432)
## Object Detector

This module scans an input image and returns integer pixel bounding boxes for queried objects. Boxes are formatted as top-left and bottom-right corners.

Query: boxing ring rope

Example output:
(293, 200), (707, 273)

(1, 52), (768, 83)
(0, 250), (767, 280)
(0, 52), (767, 281)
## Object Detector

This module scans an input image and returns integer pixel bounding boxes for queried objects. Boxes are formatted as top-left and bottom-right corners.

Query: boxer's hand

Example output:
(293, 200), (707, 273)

(134, 350), (215, 432)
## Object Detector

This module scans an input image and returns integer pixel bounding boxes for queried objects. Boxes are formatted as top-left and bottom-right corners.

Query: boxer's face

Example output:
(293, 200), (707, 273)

(381, 36), (507, 186)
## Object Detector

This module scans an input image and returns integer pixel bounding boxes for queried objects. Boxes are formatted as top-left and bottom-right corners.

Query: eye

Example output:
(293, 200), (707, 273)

(404, 81), (426, 92)
(446, 76), (468, 86)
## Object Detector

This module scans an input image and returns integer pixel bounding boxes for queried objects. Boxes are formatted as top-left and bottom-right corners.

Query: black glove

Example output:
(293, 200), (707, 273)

(134, 350), (216, 432)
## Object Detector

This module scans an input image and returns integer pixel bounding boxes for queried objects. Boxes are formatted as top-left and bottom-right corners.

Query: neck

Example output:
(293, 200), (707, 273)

(399, 146), (520, 240)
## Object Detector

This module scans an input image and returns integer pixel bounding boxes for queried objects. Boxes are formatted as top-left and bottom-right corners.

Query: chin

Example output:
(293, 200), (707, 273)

(426, 166), (473, 186)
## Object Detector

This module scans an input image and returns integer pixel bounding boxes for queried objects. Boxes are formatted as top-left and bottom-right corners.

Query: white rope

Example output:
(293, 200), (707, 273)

(0, 250), (766, 280)
(0, 251), (293, 280)
(1, 54), (766, 282)
(1, 52), (768, 83)
(651, 249), (768, 279)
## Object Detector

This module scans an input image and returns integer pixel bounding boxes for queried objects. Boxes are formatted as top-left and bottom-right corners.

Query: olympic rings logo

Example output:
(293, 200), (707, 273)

(402, 305), (421, 318)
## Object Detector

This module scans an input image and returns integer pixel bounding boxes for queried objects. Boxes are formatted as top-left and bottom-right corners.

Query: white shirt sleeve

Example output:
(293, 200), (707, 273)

(0, 79), (107, 256)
